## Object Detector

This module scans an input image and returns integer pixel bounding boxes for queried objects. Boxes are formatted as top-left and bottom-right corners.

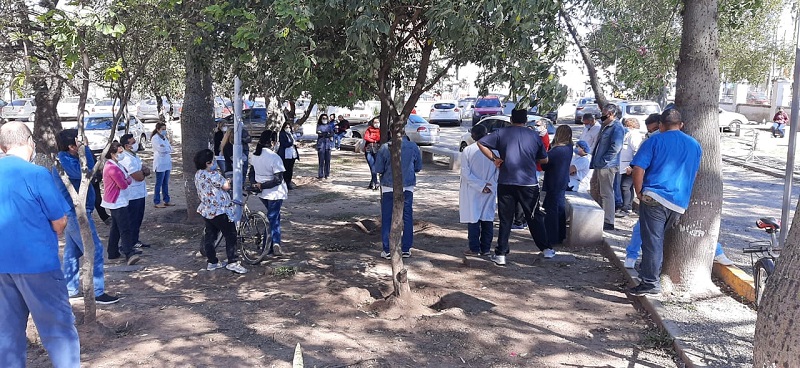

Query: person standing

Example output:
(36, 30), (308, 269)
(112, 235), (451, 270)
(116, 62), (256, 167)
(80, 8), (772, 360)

(334, 115), (350, 150)
(118, 134), (151, 249)
(459, 125), (498, 256)
(374, 134), (422, 259)
(102, 142), (141, 265)
(568, 140), (592, 192)
(193, 149), (248, 274)
(277, 121), (299, 190)
(579, 114), (601, 152)
(213, 121), (228, 172)
(590, 103), (625, 231)
(477, 109), (554, 265)
(541, 125), (573, 246)
(512, 119), (550, 230)
(364, 117), (381, 190)
(55, 129), (119, 304)
(151, 122), (174, 208)
(249, 134), (289, 256)
(315, 114), (334, 179)
(628, 108), (701, 296)
(617, 118), (643, 218)
(0, 122), (80, 367)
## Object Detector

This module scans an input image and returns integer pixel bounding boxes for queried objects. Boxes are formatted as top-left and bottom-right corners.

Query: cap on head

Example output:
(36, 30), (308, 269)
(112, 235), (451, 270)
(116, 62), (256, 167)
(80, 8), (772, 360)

(576, 140), (590, 154)
(511, 109), (527, 124)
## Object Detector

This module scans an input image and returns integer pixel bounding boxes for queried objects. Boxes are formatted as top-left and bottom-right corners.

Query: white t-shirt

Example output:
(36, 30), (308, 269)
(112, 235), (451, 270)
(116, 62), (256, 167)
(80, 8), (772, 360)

(249, 150), (288, 200)
(579, 123), (601, 153)
(118, 150), (147, 200)
(569, 153), (592, 192)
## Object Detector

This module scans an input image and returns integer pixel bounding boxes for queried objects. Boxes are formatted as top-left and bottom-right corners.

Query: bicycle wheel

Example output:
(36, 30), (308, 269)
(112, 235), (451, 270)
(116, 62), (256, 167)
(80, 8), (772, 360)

(753, 258), (775, 307)
(238, 211), (271, 265)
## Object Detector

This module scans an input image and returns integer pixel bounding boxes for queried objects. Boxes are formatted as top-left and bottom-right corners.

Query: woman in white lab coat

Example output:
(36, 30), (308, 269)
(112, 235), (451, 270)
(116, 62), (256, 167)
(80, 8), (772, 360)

(151, 122), (173, 208)
(459, 125), (498, 256)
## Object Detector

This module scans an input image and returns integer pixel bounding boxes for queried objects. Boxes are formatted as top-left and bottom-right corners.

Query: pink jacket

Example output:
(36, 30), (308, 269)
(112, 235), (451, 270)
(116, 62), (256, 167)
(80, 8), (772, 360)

(103, 160), (132, 204)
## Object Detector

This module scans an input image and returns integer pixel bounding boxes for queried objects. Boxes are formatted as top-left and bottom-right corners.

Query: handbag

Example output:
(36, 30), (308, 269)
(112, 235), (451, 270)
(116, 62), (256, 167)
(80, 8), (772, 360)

(354, 139), (366, 153)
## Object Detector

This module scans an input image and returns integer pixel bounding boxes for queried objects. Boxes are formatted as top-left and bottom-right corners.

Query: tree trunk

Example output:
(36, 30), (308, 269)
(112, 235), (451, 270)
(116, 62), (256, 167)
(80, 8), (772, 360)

(181, 42), (215, 223)
(754, 200), (800, 365)
(661, 0), (721, 295)
(560, 9), (608, 109)
(387, 113), (411, 298)
(31, 77), (63, 157)
(154, 88), (165, 123)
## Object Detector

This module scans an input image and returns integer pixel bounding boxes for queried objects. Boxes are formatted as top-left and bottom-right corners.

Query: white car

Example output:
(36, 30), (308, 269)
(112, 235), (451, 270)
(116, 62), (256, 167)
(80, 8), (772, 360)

(336, 101), (372, 124)
(90, 99), (124, 116)
(719, 108), (747, 135)
(428, 100), (461, 126)
(350, 114), (440, 145)
(83, 114), (147, 152)
(460, 114), (555, 151)
(57, 97), (96, 120)
(135, 97), (170, 122)
(1, 98), (36, 122)
(618, 100), (661, 132)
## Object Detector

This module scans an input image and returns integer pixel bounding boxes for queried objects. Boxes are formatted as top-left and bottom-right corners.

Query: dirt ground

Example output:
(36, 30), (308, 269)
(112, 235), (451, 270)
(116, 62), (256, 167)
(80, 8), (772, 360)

(27, 144), (679, 368)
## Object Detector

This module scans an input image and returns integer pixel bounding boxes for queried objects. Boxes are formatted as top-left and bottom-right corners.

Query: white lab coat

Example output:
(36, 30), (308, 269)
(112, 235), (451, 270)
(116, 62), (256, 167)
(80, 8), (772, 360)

(152, 133), (173, 172)
(459, 144), (499, 223)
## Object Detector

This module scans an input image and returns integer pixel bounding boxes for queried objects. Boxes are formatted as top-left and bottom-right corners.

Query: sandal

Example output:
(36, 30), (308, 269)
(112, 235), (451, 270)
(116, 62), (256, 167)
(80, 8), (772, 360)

(154, 204), (166, 208)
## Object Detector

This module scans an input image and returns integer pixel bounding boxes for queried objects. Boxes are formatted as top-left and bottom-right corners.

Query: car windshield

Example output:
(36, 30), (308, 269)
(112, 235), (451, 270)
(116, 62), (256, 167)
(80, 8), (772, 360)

(580, 98), (595, 105)
(96, 100), (113, 106)
(10, 100), (29, 106)
(85, 117), (115, 130)
(475, 98), (501, 108)
(626, 104), (660, 115)
(408, 115), (427, 124)
(62, 97), (80, 104)
(434, 103), (456, 109)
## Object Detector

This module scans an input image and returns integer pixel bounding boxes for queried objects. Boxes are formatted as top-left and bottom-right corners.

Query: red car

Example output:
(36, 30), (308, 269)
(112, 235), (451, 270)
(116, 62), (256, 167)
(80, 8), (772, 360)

(471, 95), (504, 125)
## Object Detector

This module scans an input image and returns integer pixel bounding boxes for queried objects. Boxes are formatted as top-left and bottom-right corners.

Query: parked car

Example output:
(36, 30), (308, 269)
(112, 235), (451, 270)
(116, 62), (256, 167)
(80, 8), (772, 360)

(574, 97), (601, 124)
(428, 100), (461, 126)
(219, 108), (269, 138)
(335, 101), (372, 124)
(618, 100), (662, 133)
(471, 95), (504, 125)
(172, 100), (183, 119)
(83, 114), (146, 152)
(460, 114), (555, 151)
(57, 96), (96, 120)
(351, 114), (440, 145)
(90, 99), (125, 116)
(747, 91), (769, 105)
(1, 98), (36, 122)
(719, 108), (747, 135)
(135, 97), (170, 122)
(458, 97), (476, 119)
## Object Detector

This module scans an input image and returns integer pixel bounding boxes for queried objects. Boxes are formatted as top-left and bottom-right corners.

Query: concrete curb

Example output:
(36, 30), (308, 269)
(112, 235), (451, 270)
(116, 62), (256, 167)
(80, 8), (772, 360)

(712, 263), (756, 303)
(602, 236), (707, 368)
(721, 154), (800, 180)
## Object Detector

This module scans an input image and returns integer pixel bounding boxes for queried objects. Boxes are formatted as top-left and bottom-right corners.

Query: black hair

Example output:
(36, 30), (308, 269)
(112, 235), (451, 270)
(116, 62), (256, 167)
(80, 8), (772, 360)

(661, 108), (682, 127)
(57, 129), (79, 152)
(603, 103), (620, 118)
(152, 122), (167, 139)
(254, 131), (275, 156)
(194, 149), (214, 170)
(119, 133), (134, 146)
(471, 124), (488, 141)
(105, 142), (123, 159)
(316, 114), (329, 125)
(644, 113), (662, 126)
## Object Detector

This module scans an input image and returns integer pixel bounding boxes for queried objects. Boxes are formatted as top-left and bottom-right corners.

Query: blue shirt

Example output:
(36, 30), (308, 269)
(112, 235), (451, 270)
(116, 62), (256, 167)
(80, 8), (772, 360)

(478, 126), (547, 186)
(0, 156), (71, 273)
(542, 145), (573, 192)
(53, 147), (97, 213)
(375, 137), (423, 188)
(630, 130), (702, 213)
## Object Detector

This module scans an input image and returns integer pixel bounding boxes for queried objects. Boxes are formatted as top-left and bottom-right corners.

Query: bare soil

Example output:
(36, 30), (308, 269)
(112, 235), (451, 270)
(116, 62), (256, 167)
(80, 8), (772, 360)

(28, 144), (678, 367)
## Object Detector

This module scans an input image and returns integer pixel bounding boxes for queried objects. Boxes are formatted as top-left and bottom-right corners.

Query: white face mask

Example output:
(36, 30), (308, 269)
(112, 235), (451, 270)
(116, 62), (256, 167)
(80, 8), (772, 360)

(221, 127), (228, 132)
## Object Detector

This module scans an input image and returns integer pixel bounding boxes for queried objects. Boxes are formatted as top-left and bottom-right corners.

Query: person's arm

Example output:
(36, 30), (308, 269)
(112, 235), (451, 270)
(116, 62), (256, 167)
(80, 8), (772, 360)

(461, 151), (492, 193)
(108, 166), (131, 190)
(154, 135), (171, 154)
(373, 146), (388, 174)
(241, 129), (252, 144)
(632, 166), (645, 199)
(570, 165), (577, 175)
(51, 216), (67, 236)
(476, 141), (502, 168)
(603, 125), (624, 163)
(36, 169), (70, 236)
(119, 155), (145, 182)
(413, 144), (422, 172)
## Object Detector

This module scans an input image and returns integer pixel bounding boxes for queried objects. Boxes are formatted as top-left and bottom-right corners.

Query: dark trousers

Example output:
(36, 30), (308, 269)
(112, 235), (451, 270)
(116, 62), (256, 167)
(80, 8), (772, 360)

(620, 174), (634, 211)
(128, 197), (145, 245)
(513, 203), (525, 226)
(543, 188), (566, 245)
(92, 180), (109, 222)
(497, 184), (550, 254)
(638, 197), (681, 288)
(381, 191), (413, 253)
(203, 214), (238, 264)
(108, 206), (135, 258)
(317, 149), (331, 178)
(467, 221), (493, 253)
(282, 158), (296, 185)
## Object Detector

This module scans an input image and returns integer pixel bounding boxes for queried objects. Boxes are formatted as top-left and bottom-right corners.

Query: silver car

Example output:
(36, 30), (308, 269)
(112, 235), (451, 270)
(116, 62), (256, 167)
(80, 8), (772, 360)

(618, 100), (661, 133)
(574, 97), (601, 124)
(83, 114), (147, 152)
(351, 114), (440, 145)
(135, 97), (170, 122)
(1, 98), (36, 122)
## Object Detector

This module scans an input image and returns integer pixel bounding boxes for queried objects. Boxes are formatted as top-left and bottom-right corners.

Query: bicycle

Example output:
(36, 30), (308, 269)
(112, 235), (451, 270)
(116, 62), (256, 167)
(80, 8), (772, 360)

(199, 184), (272, 265)
(742, 217), (781, 307)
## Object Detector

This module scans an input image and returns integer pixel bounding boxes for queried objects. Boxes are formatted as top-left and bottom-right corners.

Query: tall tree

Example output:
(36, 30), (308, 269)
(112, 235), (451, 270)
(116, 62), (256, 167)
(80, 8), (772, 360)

(662, 0), (721, 294)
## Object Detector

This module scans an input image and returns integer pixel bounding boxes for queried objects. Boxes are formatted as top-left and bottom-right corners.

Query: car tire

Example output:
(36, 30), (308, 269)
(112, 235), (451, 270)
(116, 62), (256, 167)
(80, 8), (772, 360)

(459, 142), (468, 152)
(352, 131), (362, 139)
(139, 134), (148, 151)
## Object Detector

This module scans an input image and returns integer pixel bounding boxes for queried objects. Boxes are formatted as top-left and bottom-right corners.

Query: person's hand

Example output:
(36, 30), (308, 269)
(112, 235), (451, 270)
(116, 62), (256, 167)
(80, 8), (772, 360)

(142, 166), (151, 177)
(493, 158), (504, 168)
(482, 183), (492, 193)
(625, 166), (632, 175)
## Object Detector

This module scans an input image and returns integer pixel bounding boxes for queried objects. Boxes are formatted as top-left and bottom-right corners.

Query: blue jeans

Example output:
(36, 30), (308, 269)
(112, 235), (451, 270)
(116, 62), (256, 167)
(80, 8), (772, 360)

(381, 191), (414, 253)
(128, 197), (145, 245)
(638, 198), (681, 288)
(154, 170), (171, 204)
(317, 149), (331, 178)
(627, 219), (725, 259)
(543, 189), (566, 245)
(334, 133), (345, 149)
(108, 206), (135, 258)
(63, 213), (105, 297)
(467, 221), (493, 253)
(614, 172), (623, 209)
(259, 198), (283, 246)
(365, 152), (378, 185)
(0, 270), (80, 368)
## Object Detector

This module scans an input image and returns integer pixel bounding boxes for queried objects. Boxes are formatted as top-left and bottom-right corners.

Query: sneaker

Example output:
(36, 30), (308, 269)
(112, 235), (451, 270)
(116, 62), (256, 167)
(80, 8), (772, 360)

(490, 254), (506, 266)
(380, 251), (391, 260)
(463, 250), (481, 256)
(402, 251), (411, 258)
(134, 242), (151, 248)
(624, 258), (637, 269)
(164, 203), (176, 207)
(226, 261), (248, 274)
(615, 210), (629, 218)
(480, 251), (493, 257)
(95, 293), (120, 305)
(627, 283), (661, 296)
(714, 253), (734, 266)
(271, 244), (283, 256)
(542, 248), (556, 259)
(132, 249), (143, 255)
(154, 203), (166, 208)
(603, 223), (615, 231)
(207, 261), (228, 271)
(511, 223), (527, 230)
(69, 293), (82, 299)
(126, 254), (141, 266)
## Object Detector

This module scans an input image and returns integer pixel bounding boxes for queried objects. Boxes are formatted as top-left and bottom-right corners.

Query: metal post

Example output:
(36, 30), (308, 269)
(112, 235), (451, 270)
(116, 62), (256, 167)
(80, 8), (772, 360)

(232, 77), (243, 222)
(779, 14), (800, 246)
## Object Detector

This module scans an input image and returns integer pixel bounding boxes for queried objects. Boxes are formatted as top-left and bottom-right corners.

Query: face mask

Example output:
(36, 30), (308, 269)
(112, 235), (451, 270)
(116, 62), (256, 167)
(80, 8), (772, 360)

(574, 148), (581, 155)
(210, 161), (218, 171)
(221, 127), (228, 132)
(160, 130), (166, 135)
(321, 119), (328, 123)
(600, 115), (608, 122)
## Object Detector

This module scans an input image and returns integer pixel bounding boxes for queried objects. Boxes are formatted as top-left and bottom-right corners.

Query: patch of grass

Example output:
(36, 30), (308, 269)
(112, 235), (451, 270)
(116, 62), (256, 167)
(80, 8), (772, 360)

(273, 266), (297, 278)
(331, 213), (360, 222)
(306, 192), (344, 203)
(640, 326), (674, 350)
